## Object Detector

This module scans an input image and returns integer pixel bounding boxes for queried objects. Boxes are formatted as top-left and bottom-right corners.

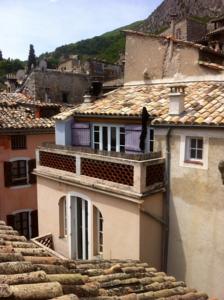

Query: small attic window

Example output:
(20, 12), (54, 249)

(11, 135), (26, 150)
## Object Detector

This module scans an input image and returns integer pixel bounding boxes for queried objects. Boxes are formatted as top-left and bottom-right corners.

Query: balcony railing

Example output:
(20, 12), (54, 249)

(36, 143), (165, 196)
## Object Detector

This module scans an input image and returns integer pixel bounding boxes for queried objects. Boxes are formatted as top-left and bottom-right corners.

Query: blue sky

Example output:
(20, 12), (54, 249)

(0, 0), (163, 60)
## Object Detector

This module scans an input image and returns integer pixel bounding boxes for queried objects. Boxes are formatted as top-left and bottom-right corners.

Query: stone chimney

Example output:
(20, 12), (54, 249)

(170, 11), (177, 37)
(169, 85), (186, 115)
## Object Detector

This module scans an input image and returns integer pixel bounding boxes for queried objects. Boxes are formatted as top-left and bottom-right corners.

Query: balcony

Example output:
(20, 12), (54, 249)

(35, 143), (165, 199)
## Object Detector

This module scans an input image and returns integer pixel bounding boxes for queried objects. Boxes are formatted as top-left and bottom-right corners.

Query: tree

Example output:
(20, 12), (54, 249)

(0, 50), (3, 61)
(27, 44), (36, 73)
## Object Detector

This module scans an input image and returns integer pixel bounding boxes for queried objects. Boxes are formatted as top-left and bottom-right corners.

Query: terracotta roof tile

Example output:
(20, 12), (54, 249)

(0, 92), (71, 130)
(55, 81), (224, 127)
(0, 220), (208, 299)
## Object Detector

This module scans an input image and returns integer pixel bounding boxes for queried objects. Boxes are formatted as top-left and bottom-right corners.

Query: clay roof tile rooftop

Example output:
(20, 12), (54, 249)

(55, 81), (224, 127)
(0, 220), (208, 299)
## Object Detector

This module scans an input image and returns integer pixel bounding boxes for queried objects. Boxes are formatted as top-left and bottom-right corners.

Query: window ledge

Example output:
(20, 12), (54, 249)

(59, 235), (67, 239)
(184, 160), (203, 166)
(10, 184), (32, 190)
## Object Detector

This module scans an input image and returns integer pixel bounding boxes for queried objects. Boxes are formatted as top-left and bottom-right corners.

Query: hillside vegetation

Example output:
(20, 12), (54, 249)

(42, 0), (224, 65)
(41, 20), (144, 65)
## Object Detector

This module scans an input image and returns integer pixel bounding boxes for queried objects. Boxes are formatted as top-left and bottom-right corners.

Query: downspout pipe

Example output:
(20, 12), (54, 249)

(163, 127), (172, 272)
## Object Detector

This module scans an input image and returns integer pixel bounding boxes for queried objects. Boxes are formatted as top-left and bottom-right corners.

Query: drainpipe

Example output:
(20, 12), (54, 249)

(163, 127), (172, 272)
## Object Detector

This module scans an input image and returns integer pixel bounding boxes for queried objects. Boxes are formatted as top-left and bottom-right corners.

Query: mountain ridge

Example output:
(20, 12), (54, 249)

(42, 0), (224, 64)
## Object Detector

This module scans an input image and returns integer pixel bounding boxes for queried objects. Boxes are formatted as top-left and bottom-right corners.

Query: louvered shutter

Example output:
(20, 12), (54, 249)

(28, 159), (36, 184)
(4, 161), (12, 187)
(125, 125), (142, 152)
(7, 214), (15, 228)
(31, 210), (38, 238)
(72, 123), (91, 147)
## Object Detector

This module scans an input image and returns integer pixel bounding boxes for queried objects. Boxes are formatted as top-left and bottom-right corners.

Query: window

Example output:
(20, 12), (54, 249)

(11, 135), (26, 150)
(93, 125), (125, 152)
(186, 137), (203, 163)
(149, 128), (154, 152)
(97, 210), (103, 254)
(59, 197), (67, 238)
(4, 159), (36, 187)
(11, 160), (27, 185)
(7, 209), (38, 239)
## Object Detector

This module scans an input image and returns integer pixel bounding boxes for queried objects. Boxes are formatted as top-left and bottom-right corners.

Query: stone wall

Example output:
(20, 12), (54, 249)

(124, 32), (216, 83)
(162, 19), (207, 41)
(23, 69), (90, 104)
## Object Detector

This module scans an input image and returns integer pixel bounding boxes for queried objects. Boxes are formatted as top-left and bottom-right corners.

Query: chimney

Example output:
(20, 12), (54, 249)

(169, 85), (186, 115)
(170, 11), (177, 37)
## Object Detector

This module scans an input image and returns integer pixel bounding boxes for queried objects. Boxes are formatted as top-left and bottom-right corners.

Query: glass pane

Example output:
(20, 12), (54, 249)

(120, 130), (125, 146)
(102, 127), (108, 151)
(94, 126), (99, 132)
(120, 145), (125, 153)
(19, 160), (26, 167)
(197, 149), (203, 159)
(190, 149), (196, 159)
(111, 127), (116, 151)
(94, 143), (99, 150)
(197, 139), (203, 149)
(150, 129), (154, 140)
(150, 141), (154, 152)
(94, 132), (99, 143)
(191, 139), (196, 148)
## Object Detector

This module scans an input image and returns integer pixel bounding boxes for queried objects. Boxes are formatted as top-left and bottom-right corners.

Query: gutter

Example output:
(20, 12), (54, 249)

(152, 124), (224, 130)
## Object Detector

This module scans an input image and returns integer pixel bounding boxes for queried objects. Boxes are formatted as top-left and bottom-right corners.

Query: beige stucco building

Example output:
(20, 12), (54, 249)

(35, 25), (224, 300)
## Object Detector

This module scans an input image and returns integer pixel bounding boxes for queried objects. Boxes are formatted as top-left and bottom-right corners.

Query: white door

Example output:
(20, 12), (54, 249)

(70, 196), (90, 260)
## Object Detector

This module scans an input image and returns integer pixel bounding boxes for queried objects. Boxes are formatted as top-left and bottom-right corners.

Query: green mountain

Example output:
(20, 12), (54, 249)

(41, 20), (144, 65)
(42, 0), (224, 66)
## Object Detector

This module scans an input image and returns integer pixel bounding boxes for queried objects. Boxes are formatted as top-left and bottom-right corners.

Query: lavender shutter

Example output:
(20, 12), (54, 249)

(72, 123), (91, 147)
(125, 125), (142, 152)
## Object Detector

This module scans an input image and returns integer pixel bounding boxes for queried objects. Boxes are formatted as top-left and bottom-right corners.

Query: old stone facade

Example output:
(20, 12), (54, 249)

(162, 18), (207, 41)
(124, 30), (224, 84)
(22, 69), (89, 104)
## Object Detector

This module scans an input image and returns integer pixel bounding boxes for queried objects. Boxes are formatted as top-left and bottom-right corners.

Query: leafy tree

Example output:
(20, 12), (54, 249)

(0, 50), (3, 61)
(27, 44), (36, 72)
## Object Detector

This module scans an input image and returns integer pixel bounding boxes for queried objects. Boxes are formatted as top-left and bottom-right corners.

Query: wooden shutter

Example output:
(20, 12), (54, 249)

(28, 159), (36, 184)
(31, 210), (38, 238)
(6, 214), (15, 228)
(4, 161), (12, 187)
(72, 123), (91, 147)
(125, 125), (142, 152)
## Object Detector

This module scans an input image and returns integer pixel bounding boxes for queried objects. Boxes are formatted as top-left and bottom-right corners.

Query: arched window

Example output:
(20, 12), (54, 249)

(59, 196), (67, 238)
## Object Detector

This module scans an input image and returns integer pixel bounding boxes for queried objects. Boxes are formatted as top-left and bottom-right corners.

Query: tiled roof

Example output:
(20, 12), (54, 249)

(0, 92), (71, 130)
(0, 220), (208, 300)
(55, 81), (224, 127)
(0, 93), (61, 108)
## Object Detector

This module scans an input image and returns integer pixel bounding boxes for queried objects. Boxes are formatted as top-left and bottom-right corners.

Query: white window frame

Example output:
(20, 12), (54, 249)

(180, 133), (209, 170)
(145, 127), (155, 153)
(92, 124), (125, 152)
(185, 137), (203, 162)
